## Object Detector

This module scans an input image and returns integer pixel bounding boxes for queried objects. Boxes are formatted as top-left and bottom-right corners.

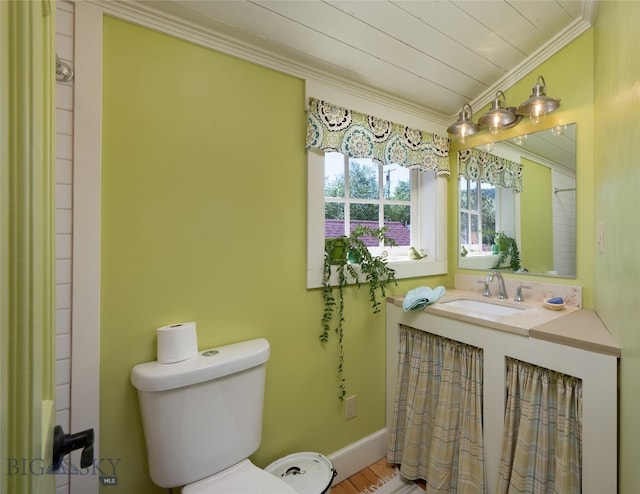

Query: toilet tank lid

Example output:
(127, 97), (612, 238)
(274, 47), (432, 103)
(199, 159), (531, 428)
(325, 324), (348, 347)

(131, 338), (270, 392)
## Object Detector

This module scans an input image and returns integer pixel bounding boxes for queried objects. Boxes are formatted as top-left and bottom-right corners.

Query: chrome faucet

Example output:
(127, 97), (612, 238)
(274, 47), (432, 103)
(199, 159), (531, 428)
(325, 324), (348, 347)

(486, 271), (508, 300)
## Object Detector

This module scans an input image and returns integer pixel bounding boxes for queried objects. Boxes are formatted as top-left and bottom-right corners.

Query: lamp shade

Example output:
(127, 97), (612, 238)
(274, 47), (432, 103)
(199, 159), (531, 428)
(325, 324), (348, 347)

(478, 91), (517, 134)
(517, 75), (560, 123)
(447, 104), (479, 142)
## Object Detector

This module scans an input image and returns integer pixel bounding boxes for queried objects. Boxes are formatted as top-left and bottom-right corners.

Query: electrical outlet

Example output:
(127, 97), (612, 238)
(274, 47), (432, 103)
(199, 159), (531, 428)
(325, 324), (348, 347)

(344, 395), (357, 420)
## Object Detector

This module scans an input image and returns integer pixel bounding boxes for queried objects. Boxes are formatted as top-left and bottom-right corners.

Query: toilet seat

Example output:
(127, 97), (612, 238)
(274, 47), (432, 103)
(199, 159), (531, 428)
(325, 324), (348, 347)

(181, 459), (298, 494)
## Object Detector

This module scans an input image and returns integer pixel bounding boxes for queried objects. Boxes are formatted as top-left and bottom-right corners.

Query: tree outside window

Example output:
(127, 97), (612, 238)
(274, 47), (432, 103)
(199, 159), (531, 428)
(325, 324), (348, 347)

(324, 154), (411, 247)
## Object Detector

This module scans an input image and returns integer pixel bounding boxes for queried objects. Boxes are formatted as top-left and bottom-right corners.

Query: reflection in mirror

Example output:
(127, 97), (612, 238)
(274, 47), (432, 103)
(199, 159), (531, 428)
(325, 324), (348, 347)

(458, 123), (576, 278)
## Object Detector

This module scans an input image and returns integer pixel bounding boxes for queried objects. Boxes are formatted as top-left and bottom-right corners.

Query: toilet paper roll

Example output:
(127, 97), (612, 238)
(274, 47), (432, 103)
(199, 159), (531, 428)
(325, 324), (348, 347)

(156, 322), (198, 364)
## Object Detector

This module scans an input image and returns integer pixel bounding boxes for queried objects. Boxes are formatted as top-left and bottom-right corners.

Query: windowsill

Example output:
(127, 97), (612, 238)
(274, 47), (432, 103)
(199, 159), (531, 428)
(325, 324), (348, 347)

(308, 257), (447, 289)
(386, 257), (447, 278)
(459, 254), (499, 270)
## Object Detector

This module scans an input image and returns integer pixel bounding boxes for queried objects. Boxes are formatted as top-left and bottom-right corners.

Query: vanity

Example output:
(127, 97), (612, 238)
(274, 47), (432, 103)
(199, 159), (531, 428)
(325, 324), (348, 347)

(386, 275), (619, 493)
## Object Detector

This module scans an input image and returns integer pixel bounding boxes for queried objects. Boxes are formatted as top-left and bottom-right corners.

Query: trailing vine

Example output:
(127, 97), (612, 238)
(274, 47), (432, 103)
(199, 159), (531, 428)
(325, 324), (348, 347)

(321, 226), (397, 400)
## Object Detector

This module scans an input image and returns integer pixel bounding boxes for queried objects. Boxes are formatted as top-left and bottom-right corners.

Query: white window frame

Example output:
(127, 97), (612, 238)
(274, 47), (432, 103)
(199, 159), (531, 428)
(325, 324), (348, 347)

(459, 176), (485, 254)
(307, 149), (447, 288)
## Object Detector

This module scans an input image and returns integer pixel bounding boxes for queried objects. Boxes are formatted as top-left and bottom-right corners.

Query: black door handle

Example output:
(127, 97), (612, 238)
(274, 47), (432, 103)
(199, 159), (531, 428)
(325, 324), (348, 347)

(52, 425), (94, 470)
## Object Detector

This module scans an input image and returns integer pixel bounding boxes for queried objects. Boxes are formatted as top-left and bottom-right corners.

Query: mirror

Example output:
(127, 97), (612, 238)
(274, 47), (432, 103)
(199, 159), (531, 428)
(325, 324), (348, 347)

(458, 123), (576, 278)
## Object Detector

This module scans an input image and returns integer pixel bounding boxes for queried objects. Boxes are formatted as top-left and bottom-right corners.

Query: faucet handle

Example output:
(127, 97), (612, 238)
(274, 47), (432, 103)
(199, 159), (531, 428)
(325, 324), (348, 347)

(514, 284), (532, 302)
(478, 279), (491, 297)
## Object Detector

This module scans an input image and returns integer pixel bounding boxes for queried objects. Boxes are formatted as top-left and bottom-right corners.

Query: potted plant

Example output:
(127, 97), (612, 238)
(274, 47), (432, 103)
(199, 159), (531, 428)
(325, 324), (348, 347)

(493, 231), (521, 271)
(321, 226), (397, 400)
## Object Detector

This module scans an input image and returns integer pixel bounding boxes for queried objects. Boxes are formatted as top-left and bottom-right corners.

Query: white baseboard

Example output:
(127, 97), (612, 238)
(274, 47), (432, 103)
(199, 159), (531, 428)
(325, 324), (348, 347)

(328, 428), (388, 484)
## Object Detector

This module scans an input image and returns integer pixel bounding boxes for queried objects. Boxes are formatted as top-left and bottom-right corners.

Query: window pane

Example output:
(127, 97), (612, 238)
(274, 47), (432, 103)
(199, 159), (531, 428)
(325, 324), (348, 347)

(325, 152), (345, 198)
(470, 214), (480, 244)
(460, 212), (469, 244)
(468, 180), (478, 210)
(350, 203), (379, 223)
(350, 203), (379, 246)
(325, 201), (344, 220)
(481, 184), (496, 245)
(325, 203), (345, 240)
(460, 177), (469, 209)
(349, 158), (378, 199)
(384, 205), (410, 247)
(384, 204), (410, 226)
(384, 164), (410, 200)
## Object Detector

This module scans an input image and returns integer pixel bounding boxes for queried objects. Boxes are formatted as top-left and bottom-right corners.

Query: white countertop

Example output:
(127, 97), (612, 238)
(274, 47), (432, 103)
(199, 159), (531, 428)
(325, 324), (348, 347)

(530, 309), (620, 356)
(389, 288), (620, 357)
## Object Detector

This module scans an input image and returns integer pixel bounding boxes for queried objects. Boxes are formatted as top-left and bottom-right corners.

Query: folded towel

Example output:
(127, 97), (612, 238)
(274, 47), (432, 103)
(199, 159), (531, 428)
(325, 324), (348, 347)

(403, 286), (446, 312)
(547, 297), (564, 304)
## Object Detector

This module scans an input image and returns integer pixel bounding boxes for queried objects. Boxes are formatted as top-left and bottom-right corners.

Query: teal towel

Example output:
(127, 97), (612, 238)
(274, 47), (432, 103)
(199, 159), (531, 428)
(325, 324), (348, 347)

(403, 286), (446, 312)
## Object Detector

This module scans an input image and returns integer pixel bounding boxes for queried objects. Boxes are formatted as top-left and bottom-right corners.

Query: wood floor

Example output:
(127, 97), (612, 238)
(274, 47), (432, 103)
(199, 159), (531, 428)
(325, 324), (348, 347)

(332, 458), (425, 494)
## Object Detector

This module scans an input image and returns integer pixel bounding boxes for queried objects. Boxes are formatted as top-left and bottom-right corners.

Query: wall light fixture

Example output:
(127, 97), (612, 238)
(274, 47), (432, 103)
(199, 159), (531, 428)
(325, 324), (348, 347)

(478, 91), (519, 135)
(447, 75), (561, 141)
(517, 75), (561, 124)
(446, 103), (479, 144)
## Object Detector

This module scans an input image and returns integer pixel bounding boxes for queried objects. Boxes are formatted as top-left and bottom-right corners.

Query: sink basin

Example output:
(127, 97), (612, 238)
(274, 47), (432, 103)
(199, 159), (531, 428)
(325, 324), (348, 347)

(439, 298), (525, 317)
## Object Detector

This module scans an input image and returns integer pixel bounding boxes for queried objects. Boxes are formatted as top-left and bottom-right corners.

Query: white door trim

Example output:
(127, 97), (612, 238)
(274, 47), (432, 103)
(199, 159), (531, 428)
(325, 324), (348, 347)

(70, 3), (103, 492)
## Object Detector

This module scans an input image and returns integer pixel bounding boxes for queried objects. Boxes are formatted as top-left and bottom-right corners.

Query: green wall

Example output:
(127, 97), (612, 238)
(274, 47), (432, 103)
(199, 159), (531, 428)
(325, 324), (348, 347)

(97, 9), (628, 493)
(100, 17), (446, 493)
(454, 31), (594, 307)
(592, 2), (640, 492)
(520, 157), (553, 273)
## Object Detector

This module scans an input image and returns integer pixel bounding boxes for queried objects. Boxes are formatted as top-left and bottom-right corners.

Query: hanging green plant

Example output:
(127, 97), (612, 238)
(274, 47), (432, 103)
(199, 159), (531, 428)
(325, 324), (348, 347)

(321, 226), (397, 400)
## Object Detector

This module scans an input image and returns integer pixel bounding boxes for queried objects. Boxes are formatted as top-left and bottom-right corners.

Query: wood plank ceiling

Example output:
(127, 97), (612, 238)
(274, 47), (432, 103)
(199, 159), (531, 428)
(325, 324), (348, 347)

(142, 0), (595, 120)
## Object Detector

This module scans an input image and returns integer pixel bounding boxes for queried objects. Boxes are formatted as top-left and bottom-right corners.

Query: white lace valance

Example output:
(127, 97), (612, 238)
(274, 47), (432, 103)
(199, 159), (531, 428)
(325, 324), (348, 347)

(306, 98), (450, 175)
(458, 148), (523, 191)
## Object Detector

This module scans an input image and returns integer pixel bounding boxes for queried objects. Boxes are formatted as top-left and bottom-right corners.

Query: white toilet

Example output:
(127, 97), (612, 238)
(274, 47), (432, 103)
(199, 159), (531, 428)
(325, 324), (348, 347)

(130, 338), (298, 493)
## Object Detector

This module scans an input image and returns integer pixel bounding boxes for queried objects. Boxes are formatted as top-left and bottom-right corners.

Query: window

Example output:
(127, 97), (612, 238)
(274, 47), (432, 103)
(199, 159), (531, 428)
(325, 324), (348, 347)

(459, 176), (496, 254)
(458, 176), (518, 271)
(457, 147), (520, 269)
(324, 153), (412, 254)
(307, 150), (447, 288)
(304, 93), (448, 288)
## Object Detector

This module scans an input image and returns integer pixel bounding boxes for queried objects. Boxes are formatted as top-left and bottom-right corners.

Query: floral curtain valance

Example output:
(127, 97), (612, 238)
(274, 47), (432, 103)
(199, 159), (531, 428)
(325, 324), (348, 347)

(306, 98), (450, 175)
(458, 148), (523, 191)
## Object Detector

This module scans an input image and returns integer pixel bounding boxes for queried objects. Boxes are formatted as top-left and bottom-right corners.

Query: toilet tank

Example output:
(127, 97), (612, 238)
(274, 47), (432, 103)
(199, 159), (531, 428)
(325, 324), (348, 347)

(130, 338), (270, 489)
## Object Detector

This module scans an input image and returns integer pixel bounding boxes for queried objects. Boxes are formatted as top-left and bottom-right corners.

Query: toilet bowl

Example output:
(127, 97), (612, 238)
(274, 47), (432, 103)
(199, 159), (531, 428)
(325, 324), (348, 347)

(182, 459), (297, 494)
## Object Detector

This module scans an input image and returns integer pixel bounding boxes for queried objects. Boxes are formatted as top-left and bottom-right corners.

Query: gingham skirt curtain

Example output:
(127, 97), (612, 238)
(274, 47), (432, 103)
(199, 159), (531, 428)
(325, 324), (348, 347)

(496, 358), (582, 494)
(388, 325), (485, 493)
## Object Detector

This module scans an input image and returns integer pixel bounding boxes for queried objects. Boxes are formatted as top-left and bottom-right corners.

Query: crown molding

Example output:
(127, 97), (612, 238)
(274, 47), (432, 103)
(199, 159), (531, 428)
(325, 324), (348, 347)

(87, 0), (591, 129)
(464, 17), (593, 119)
(582, 0), (599, 25)
(90, 0), (449, 128)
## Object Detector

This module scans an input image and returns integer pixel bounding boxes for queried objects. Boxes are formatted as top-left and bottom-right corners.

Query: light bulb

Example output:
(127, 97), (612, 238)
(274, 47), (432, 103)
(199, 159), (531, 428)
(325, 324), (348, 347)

(489, 126), (500, 136)
(513, 135), (527, 145)
(529, 113), (545, 125)
(551, 125), (566, 136)
(529, 102), (545, 125)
